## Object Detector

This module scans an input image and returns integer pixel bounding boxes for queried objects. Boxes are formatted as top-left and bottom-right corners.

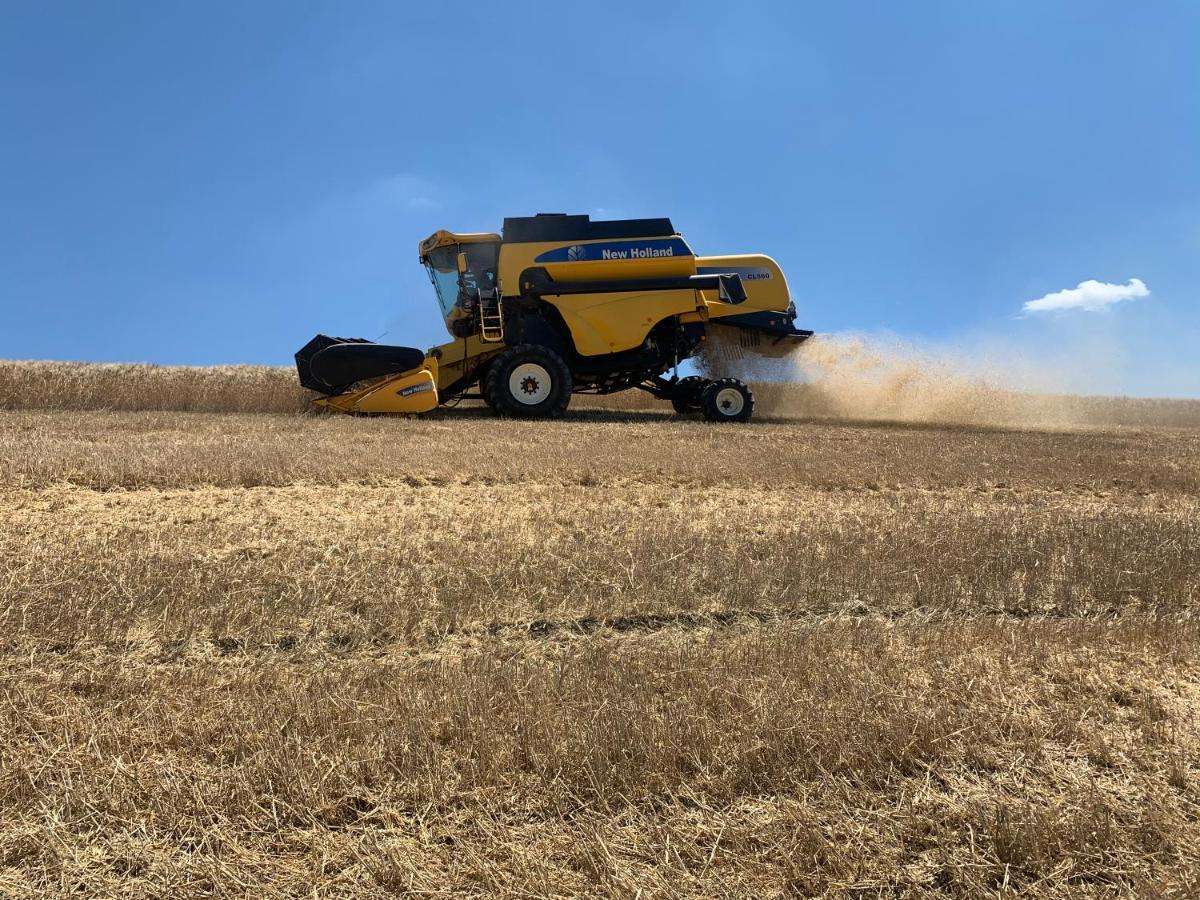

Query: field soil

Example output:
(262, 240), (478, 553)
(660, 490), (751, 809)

(1, 369), (1198, 896)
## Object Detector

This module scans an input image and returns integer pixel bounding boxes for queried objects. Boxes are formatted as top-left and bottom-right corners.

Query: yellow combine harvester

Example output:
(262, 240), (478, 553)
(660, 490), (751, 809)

(296, 214), (812, 422)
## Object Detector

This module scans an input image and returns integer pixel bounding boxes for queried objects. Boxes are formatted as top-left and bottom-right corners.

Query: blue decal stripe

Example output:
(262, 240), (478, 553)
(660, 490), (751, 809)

(535, 238), (693, 264)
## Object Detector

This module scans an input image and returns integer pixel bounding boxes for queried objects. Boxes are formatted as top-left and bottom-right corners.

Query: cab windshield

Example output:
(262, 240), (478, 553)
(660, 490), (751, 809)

(423, 243), (500, 319)
(424, 247), (463, 318)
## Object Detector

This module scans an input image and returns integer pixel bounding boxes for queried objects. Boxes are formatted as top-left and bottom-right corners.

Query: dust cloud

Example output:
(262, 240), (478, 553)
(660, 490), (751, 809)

(699, 330), (1200, 429)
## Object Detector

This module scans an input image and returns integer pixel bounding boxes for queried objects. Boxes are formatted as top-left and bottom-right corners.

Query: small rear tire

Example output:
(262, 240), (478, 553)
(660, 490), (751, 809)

(701, 378), (754, 423)
(670, 375), (711, 415)
(484, 344), (572, 419)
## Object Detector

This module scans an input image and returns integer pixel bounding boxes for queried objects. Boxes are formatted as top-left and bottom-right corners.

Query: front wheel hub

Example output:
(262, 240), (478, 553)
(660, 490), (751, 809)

(509, 363), (552, 405)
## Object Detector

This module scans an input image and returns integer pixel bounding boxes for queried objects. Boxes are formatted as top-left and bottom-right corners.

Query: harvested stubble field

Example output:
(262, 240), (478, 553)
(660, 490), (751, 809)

(1, 362), (1199, 897)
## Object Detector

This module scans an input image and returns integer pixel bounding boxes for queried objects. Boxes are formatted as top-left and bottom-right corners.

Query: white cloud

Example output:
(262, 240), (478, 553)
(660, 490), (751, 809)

(1022, 278), (1149, 315)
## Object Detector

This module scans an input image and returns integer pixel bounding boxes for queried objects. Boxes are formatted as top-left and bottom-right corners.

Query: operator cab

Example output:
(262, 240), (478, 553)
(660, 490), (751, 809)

(418, 230), (501, 333)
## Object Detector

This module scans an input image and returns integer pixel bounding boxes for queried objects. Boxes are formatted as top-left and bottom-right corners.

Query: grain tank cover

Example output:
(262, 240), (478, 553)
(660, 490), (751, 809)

(502, 213), (676, 243)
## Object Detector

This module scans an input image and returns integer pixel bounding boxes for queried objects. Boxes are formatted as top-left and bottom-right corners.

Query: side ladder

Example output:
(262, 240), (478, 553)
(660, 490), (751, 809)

(479, 293), (504, 343)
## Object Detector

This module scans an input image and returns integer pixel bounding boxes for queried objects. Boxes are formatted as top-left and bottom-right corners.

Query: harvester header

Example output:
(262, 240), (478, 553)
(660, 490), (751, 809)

(297, 213), (812, 422)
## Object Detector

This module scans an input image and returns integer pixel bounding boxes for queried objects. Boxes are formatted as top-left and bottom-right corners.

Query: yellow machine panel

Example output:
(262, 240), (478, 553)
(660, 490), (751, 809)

(545, 288), (699, 356)
(316, 362), (439, 414)
(428, 332), (504, 391)
(694, 254), (792, 319)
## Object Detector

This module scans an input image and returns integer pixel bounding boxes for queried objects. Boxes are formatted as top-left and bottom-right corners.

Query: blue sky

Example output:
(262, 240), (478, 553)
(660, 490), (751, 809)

(2, 1), (1197, 395)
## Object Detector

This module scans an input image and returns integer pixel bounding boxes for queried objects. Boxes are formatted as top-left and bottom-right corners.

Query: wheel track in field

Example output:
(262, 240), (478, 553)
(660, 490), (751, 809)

(11, 604), (1188, 669)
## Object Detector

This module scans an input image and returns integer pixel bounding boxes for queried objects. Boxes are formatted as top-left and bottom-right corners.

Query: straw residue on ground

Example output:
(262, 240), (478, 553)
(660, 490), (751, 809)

(1, 385), (1198, 896)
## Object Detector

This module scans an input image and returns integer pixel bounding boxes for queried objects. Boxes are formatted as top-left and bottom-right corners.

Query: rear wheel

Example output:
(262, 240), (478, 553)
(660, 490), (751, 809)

(670, 375), (711, 414)
(701, 377), (754, 423)
(484, 344), (572, 419)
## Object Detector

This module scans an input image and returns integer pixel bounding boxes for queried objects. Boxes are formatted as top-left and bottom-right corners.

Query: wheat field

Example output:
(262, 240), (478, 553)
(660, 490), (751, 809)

(1, 361), (1198, 897)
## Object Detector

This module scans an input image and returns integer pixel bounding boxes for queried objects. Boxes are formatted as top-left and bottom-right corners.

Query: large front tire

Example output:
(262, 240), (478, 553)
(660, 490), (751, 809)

(701, 377), (754, 423)
(484, 344), (572, 419)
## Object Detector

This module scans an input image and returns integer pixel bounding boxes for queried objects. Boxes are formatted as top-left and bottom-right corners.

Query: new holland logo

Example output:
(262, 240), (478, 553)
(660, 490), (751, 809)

(397, 382), (433, 397)
(534, 238), (693, 264)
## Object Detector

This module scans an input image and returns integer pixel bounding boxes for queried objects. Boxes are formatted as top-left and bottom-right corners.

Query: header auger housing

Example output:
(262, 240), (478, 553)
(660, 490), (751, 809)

(295, 213), (812, 423)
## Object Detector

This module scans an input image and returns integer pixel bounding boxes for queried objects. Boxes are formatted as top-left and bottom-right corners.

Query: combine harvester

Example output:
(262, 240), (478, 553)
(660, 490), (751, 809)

(296, 214), (811, 422)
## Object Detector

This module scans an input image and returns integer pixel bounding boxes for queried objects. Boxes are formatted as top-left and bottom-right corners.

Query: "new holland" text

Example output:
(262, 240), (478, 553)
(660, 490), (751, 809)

(600, 246), (675, 260)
